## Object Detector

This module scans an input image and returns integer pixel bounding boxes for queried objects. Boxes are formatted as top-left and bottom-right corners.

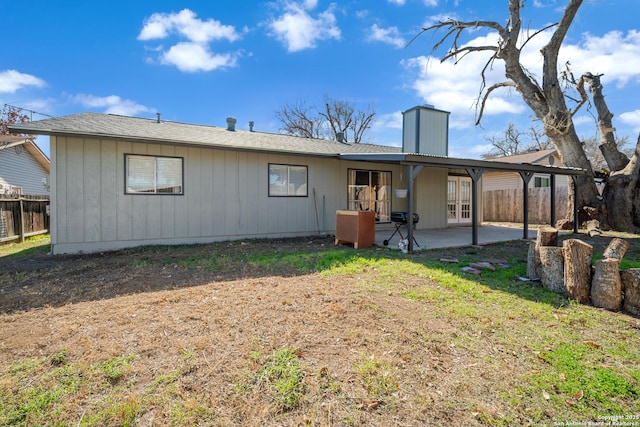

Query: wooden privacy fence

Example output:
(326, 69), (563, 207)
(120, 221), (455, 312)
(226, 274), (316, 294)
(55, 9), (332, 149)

(0, 195), (50, 243)
(483, 188), (568, 225)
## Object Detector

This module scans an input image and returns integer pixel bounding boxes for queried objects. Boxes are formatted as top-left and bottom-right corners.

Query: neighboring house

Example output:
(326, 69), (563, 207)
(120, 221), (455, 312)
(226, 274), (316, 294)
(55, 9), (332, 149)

(10, 106), (584, 254)
(483, 149), (569, 223)
(483, 149), (568, 191)
(0, 136), (50, 196)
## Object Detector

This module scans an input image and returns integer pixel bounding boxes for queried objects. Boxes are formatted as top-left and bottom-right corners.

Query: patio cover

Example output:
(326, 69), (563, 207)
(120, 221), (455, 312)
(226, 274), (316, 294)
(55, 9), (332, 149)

(339, 152), (587, 253)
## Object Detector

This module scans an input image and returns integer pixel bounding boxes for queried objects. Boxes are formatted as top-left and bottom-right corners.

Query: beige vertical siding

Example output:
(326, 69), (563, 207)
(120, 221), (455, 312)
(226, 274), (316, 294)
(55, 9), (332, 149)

(50, 135), (451, 254)
(415, 168), (448, 229)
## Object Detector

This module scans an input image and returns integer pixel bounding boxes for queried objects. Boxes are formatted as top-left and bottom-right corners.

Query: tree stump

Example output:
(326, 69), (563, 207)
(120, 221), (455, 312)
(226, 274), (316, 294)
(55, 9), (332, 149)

(603, 238), (630, 260)
(538, 226), (559, 247)
(620, 269), (640, 316)
(562, 239), (593, 303)
(539, 246), (564, 293)
(526, 240), (542, 281)
(591, 258), (622, 311)
(526, 227), (559, 280)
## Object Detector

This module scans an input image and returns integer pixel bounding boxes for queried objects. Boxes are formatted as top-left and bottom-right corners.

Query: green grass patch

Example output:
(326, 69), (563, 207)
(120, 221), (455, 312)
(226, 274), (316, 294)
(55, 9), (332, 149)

(354, 354), (399, 398)
(0, 234), (50, 258)
(236, 347), (305, 412)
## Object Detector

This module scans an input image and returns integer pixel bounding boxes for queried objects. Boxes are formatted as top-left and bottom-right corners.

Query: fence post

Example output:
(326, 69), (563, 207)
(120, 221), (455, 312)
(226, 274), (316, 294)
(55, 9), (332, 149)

(19, 197), (25, 243)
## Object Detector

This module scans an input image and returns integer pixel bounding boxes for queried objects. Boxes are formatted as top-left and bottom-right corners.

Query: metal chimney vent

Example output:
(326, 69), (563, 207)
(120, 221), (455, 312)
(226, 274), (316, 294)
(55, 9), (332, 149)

(249, 121), (254, 132)
(226, 117), (237, 131)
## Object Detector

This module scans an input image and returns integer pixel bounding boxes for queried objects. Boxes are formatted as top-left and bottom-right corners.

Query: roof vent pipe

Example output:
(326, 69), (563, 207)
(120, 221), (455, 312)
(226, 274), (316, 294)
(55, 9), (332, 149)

(226, 117), (237, 131)
(336, 131), (345, 143)
(156, 112), (161, 123)
(249, 121), (254, 132)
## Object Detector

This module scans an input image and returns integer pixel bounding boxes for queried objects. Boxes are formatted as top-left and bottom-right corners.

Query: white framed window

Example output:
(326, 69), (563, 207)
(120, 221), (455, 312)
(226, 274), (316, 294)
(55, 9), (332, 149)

(534, 176), (550, 188)
(125, 154), (183, 195)
(269, 164), (308, 197)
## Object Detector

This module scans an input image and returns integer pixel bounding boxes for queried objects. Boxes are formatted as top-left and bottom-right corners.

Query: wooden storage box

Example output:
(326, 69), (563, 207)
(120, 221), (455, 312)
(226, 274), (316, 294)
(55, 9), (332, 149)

(335, 210), (375, 249)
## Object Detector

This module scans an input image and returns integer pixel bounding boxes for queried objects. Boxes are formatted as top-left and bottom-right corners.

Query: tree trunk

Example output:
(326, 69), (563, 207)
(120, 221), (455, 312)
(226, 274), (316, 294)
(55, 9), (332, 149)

(526, 240), (542, 280)
(603, 238), (630, 260)
(620, 269), (640, 316)
(591, 258), (622, 311)
(539, 246), (565, 293)
(538, 226), (558, 246)
(562, 239), (593, 303)
(602, 159), (640, 232)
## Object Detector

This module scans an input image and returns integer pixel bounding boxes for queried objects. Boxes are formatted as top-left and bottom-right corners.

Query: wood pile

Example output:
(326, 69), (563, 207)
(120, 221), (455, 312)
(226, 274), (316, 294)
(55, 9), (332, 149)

(526, 226), (638, 315)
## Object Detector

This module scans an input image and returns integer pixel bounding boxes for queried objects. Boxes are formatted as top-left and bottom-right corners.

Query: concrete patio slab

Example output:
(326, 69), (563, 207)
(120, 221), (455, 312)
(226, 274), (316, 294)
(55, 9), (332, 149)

(374, 223), (538, 250)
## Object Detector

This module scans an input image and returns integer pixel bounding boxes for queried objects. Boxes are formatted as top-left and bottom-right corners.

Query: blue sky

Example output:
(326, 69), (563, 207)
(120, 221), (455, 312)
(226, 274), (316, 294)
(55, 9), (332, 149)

(2, 0), (639, 159)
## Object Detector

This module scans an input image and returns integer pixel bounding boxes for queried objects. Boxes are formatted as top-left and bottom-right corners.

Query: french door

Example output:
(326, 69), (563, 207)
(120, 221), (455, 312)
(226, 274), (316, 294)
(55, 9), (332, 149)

(447, 177), (472, 224)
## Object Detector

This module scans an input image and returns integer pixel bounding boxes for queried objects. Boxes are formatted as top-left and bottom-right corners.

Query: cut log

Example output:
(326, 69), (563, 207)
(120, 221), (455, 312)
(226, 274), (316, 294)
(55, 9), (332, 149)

(562, 239), (593, 303)
(591, 258), (622, 311)
(585, 219), (601, 237)
(555, 218), (574, 230)
(526, 240), (541, 280)
(537, 226), (559, 247)
(539, 246), (565, 293)
(603, 238), (630, 260)
(620, 269), (640, 316)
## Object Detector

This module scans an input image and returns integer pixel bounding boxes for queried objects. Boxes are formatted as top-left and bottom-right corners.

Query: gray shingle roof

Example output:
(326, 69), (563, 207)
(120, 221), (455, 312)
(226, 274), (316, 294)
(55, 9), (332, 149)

(9, 112), (402, 157)
(490, 148), (560, 165)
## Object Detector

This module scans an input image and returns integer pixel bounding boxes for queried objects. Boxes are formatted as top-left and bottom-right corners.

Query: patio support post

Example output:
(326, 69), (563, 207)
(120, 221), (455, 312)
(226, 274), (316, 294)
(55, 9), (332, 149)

(406, 164), (423, 254)
(573, 177), (579, 234)
(518, 171), (534, 240)
(550, 174), (556, 226)
(465, 168), (484, 246)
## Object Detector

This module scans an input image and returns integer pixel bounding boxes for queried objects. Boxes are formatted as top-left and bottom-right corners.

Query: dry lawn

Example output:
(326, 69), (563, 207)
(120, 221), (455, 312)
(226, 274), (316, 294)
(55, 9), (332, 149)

(1, 234), (640, 426)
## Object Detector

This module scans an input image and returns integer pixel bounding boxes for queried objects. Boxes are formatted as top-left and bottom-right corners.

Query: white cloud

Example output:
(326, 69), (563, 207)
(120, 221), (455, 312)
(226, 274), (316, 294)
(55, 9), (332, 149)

(138, 9), (241, 73)
(267, 1), (341, 52)
(71, 94), (153, 116)
(619, 110), (640, 133)
(374, 111), (403, 130)
(423, 0), (438, 6)
(138, 9), (240, 43)
(404, 26), (640, 131)
(387, 0), (406, 5)
(161, 42), (237, 72)
(0, 70), (46, 94)
(560, 30), (640, 88)
(367, 24), (406, 48)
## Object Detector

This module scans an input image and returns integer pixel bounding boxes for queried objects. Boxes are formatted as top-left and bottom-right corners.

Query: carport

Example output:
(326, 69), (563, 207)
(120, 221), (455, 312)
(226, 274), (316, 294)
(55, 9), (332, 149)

(339, 152), (586, 253)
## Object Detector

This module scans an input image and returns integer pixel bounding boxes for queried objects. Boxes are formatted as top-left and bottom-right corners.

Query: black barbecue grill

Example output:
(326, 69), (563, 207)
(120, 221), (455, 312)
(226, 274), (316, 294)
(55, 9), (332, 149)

(383, 211), (420, 247)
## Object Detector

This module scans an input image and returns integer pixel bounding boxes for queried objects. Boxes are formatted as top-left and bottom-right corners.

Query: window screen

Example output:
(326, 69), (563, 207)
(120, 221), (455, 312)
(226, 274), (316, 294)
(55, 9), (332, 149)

(126, 154), (183, 195)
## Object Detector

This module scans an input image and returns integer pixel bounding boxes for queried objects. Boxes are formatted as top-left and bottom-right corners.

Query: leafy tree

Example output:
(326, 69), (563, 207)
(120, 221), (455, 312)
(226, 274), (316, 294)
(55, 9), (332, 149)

(416, 0), (640, 231)
(275, 95), (375, 144)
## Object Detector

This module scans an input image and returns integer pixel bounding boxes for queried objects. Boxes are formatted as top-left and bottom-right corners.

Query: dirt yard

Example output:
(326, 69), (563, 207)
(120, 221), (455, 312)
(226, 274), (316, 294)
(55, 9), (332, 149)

(1, 234), (638, 426)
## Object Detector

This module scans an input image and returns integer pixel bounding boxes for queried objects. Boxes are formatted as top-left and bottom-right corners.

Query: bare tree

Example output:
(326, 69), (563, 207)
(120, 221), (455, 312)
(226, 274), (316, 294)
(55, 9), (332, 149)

(415, 0), (640, 231)
(275, 95), (376, 144)
(481, 122), (553, 159)
(582, 135), (632, 173)
(274, 100), (324, 139)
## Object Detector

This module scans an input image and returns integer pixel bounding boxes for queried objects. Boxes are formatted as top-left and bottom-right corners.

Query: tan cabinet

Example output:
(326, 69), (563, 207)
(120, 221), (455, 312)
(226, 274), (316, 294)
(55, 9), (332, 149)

(335, 210), (375, 249)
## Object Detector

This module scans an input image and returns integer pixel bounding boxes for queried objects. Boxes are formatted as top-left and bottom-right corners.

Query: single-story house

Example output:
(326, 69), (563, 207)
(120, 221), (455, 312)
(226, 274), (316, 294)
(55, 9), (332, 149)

(0, 136), (50, 196)
(10, 105), (585, 255)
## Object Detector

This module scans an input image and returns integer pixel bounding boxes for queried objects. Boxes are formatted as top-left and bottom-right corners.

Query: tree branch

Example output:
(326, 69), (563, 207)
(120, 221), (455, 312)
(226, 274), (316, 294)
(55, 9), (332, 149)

(475, 81), (517, 125)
